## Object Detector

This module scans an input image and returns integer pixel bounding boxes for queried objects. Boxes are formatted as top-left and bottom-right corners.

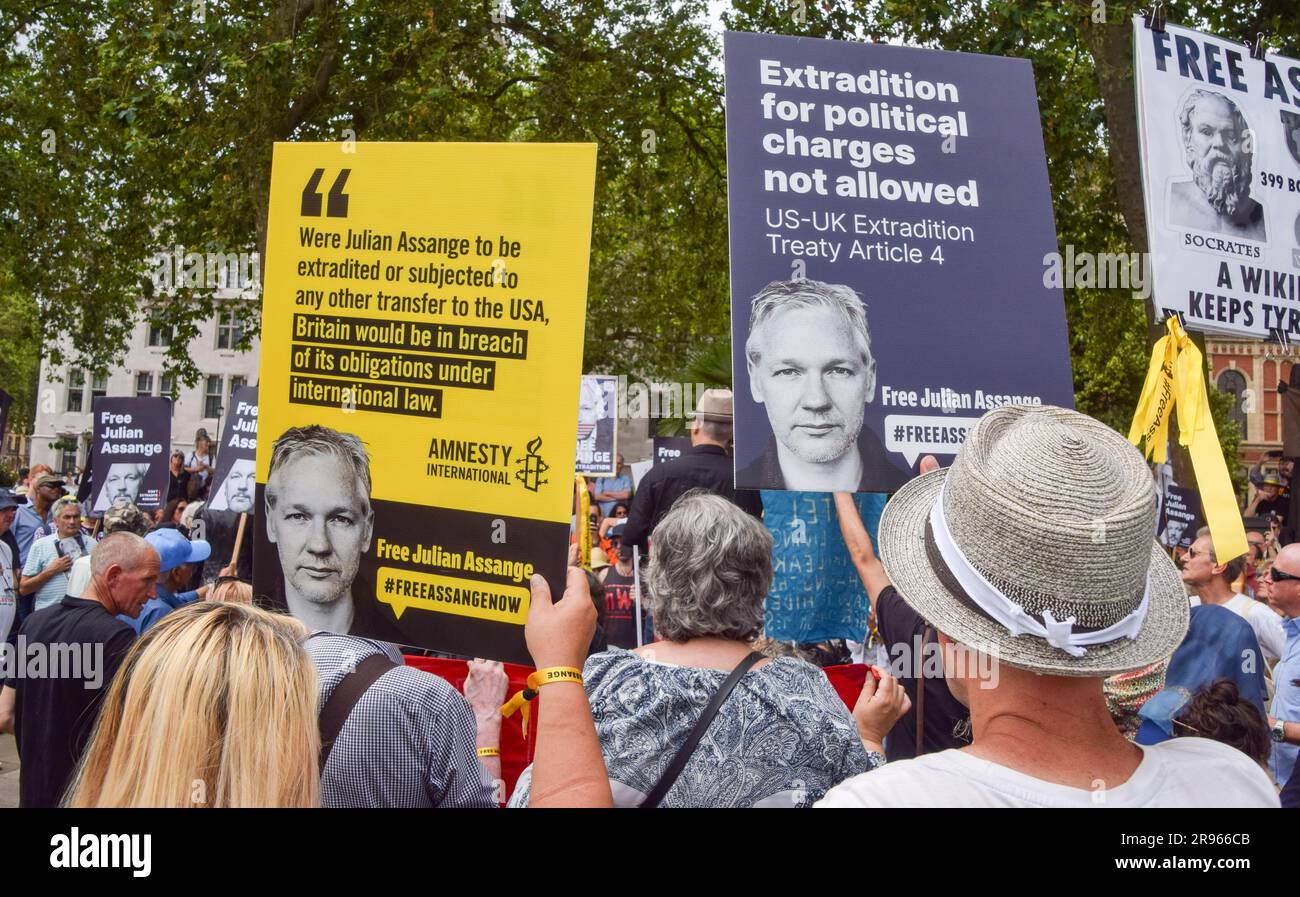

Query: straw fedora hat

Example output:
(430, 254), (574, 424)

(877, 404), (1189, 677)
(687, 388), (734, 423)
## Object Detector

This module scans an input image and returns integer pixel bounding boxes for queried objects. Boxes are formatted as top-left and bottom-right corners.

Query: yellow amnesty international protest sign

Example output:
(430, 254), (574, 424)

(253, 142), (596, 663)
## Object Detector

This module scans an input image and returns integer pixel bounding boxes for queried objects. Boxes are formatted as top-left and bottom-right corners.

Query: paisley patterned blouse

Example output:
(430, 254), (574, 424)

(509, 647), (882, 807)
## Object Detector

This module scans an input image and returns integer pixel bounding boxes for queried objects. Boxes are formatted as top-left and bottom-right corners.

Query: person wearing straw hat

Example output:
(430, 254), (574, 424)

(622, 388), (762, 554)
(818, 404), (1278, 807)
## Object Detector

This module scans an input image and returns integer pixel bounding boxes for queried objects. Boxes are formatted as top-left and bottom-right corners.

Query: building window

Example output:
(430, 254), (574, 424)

(90, 372), (108, 403)
(147, 324), (172, 347)
(160, 372), (176, 399)
(228, 375), (247, 403)
(136, 372), (154, 398)
(216, 310), (243, 350)
(204, 375), (224, 419)
(1217, 369), (1248, 438)
(66, 369), (85, 413)
(59, 442), (79, 477)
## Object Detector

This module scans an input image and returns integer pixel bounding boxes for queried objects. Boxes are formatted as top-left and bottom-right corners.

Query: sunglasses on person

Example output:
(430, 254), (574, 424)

(1267, 567), (1300, 583)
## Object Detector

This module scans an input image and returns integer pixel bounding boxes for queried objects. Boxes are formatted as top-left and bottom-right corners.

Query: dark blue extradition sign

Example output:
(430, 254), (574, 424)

(726, 32), (1075, 493)
(762, 490), (887, 643)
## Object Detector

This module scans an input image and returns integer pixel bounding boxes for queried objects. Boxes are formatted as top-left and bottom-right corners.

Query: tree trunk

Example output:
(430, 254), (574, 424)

(1081, 11), (1203, 486)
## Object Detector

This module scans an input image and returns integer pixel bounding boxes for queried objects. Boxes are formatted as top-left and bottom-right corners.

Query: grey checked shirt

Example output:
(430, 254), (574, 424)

(307, 633), (498, 808)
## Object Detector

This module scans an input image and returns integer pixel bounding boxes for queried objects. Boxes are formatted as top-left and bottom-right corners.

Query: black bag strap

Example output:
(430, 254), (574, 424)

(639, 650), (765, 808)
(318, 653), (397, 768)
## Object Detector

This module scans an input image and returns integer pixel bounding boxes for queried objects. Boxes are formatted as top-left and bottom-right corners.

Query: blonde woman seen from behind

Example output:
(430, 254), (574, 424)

(66, 602), (320, 807)
(209, 577), (253, 605)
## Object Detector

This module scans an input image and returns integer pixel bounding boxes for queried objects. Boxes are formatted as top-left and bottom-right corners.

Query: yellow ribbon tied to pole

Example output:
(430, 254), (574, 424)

(576, 474), (591, 568)
(1128, 316), (1247, 562)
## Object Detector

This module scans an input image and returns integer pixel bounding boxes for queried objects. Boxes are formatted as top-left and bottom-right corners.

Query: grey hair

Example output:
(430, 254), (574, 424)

(645, 491), (772, 642)
(51, 496), (81, 518)
(1194, 527), (1246, 584)
(1178, 88), (1248, 150)
(745, 279), (875, 370)
(266, 425), (371, 508)
(697, 418), (733, 443)
(90, 532), (156, 578)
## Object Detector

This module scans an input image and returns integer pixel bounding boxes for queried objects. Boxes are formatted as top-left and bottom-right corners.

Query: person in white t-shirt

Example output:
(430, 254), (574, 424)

(816, 406), (1278, 809)
(1181, 530), (1286, 663)
(186, 429), (214, 495)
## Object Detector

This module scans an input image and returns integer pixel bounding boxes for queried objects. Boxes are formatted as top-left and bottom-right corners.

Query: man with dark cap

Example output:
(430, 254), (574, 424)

(14, 473), (64, 565)
(622, 389), (761, 554)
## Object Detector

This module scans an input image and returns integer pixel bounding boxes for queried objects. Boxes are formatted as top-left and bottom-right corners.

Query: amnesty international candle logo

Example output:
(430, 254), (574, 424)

(515, 437), (549, 493)
(254, 142), (596, 663)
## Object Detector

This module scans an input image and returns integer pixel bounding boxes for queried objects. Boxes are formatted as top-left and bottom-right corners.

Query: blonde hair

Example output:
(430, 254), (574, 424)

(210, 578), (253, 605)
(66, 602), (320, 807)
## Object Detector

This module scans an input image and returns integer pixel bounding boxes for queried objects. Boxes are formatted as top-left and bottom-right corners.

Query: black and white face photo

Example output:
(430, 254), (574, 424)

(1163, 518), (1188, 549)
(1281, 109), (1300, 169)
(94, 462), (149, 512)
(209, 458), (256, 514)
(743, 280), (879, 492)
(265, 429), (374, 633)
(577, 378), (608, 450)
(1168, 89), (1266, 240)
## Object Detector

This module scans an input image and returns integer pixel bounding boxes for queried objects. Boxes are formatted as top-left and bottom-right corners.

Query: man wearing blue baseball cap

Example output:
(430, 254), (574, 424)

(117, 528), (212, 635)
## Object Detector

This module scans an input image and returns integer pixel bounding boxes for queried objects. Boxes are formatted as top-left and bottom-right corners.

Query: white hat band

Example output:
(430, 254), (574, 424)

(928, 483), (1151, 658)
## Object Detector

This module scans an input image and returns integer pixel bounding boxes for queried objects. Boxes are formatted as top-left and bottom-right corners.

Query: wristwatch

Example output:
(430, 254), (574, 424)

(1271, 718), (1287, 743)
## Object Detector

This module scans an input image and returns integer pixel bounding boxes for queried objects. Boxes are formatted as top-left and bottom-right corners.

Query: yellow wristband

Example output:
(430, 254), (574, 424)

(499, 667), (584, 738)
(527, 666), (583, 689)
(476, 746), (501, 758)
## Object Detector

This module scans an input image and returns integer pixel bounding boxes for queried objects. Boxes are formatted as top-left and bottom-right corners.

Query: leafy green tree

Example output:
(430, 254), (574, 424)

(2, 0), (1295, 490)
(1, 0), (732, 387)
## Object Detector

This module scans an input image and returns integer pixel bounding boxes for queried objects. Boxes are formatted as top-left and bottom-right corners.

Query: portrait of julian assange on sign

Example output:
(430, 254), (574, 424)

(724, 32), (1075, 493)
(253, 142), (595, 664)
(574, 374), (617, 477)
(89, 396), (171, 512)
(206, 384), (258, 514)
(1134, 16), (1300, 339)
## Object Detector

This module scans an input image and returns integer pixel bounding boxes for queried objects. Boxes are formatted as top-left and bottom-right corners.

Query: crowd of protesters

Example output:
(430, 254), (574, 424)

(0, 403), (1296, 807)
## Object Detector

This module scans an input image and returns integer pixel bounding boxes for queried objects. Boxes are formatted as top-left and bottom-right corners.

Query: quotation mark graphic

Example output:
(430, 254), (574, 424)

(301, 168), (351, 218)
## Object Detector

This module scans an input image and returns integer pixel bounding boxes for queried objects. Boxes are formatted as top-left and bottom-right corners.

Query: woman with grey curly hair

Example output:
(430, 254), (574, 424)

(510, 490), (909, 807)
